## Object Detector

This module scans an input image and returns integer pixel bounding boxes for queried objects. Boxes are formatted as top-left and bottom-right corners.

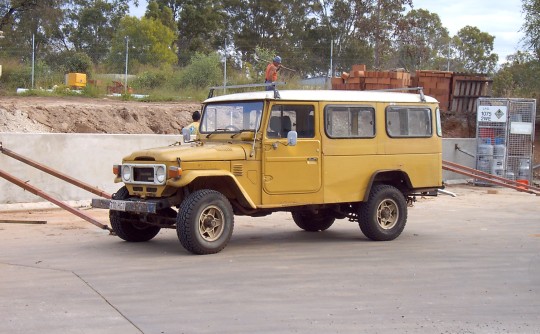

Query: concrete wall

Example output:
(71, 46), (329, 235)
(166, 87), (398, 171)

(0, 133), (476, 206)
(0, 133), (178, 208)
(442, 138), (477, 183)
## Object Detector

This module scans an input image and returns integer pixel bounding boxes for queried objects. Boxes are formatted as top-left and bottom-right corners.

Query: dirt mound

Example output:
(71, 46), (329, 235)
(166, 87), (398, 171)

(0, 96), (201, 134)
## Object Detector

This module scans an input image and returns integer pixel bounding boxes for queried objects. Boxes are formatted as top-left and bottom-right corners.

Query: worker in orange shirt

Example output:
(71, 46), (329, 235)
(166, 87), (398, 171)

(265, 56), (282, 90)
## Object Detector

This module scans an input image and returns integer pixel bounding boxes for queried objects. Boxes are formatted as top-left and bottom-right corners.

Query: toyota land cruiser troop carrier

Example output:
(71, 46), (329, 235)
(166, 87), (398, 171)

(92, 88), (443, 254)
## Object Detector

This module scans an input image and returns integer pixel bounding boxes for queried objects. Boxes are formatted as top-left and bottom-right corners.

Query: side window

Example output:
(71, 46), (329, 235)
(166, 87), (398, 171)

(267, 105), (315, 138)
(325, 105), (375, 138)
(386, 106), (432, 137)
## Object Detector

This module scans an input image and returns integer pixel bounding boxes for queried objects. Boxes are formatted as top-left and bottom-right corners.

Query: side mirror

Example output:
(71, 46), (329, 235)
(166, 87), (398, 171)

(182, 128), (191, 143)
(287, 131), (297, 146)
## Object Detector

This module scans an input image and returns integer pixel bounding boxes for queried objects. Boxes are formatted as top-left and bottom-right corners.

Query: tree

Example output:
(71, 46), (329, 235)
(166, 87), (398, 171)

(107, 16), (177, 73)
(521, 0), (540, 60)
(0, 0), (58, 31)
(145, 0), (175, 31)
(0, 1), (62, 56)
(493, 51), (540, 98)
(394, 9), (450, 71)
(177, 0), (224, 66)
(60, 0), (132, 63)
(451, 25), (498, 74)
(362, 0), (413, 69)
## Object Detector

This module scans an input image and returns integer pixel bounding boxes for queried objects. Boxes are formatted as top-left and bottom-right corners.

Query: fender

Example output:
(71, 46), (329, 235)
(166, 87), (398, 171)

(363, 169), (412, 201)
(167, 170), (257, 209)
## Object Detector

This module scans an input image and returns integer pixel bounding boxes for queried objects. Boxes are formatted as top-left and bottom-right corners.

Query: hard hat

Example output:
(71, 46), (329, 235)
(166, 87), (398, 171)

(273, 56), (282, 64)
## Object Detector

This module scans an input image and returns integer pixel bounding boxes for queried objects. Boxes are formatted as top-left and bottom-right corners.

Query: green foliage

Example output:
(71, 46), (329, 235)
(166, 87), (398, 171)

(107, 16), (178, 73)
(452, 25), (498, 74)
(145, 0), (176, 31)
(178, 52), (222, 89)
(0, 59), (32, 90)
(45, 50), (94, 77)
(131, 69), (169, 89)
(177, 0), (225, 66)
(493, 51), (540, 98)
(395, 9), (450, 71)
(521, 0), (540, 60)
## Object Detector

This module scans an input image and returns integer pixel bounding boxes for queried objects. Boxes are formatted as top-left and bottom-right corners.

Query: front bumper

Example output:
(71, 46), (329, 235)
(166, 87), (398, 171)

(92, 198), (158, 214)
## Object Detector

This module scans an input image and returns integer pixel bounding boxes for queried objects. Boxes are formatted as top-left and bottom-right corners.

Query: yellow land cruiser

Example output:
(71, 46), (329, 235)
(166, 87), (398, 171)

(92, 88), (443, 254)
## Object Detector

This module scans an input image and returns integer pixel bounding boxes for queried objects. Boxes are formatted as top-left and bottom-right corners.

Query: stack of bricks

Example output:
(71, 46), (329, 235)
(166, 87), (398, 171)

(364, 69), (411, 90)
(331, 64), (411, 91)
(412, 70), (452, 111)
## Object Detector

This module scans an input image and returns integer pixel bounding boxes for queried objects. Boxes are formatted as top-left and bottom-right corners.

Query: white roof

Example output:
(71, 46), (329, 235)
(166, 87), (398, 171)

(204, 89), (438, 104)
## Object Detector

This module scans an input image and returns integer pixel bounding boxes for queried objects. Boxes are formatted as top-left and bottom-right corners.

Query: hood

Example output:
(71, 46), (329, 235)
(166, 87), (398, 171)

(123, 143), (247, 162)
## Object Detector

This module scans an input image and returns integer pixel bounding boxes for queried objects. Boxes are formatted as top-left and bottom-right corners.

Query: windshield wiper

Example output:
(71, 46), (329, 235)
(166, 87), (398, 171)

(205, 128), (230, 138)
(230, 129), (255, 138)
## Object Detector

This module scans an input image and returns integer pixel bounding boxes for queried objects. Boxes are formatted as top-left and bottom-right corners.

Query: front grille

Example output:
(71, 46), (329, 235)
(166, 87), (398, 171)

(122, 163), (166, 185)
(134, 167), (155, 182)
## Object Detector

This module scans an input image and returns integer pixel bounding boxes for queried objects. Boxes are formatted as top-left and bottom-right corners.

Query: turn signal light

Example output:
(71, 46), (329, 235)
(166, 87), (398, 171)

(169, 166), (182, 179)
(113, 164), (121, 176)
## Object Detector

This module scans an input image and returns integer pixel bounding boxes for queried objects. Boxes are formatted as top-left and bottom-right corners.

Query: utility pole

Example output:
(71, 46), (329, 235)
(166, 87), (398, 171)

(125, 37), (129, 95)
(31, 34), (35, 89)
(0, 31), (4, 79)
(223, 39), (227, 93)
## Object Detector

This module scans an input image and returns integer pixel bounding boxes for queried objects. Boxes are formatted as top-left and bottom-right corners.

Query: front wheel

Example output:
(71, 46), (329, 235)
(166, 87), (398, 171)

(176, 189), (234, 255)
(292, 210), (335, 232)
(358, 184), (407, 241)
(110, 187), (161, 242)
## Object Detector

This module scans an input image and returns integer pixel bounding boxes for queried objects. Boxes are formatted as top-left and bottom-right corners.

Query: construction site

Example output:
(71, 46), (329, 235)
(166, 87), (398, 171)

(0, 76), (539, 333)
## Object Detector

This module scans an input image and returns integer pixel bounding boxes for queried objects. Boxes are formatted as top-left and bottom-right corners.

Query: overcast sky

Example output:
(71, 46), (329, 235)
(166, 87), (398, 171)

(129, 0), (525, 64)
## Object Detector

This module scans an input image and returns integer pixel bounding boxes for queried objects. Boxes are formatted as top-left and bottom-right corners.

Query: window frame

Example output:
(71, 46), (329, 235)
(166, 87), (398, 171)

(385, 105), (433, 138)
(324, 104), (376, 139)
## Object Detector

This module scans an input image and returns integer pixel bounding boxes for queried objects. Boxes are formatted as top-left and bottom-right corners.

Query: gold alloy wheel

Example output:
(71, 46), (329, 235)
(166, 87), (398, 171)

(198, 205), (225, 241)
(376, 198), (399, 230)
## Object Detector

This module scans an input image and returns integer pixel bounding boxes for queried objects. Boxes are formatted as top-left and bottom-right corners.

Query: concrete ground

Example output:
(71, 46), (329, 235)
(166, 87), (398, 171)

(0, 184), (538, 334)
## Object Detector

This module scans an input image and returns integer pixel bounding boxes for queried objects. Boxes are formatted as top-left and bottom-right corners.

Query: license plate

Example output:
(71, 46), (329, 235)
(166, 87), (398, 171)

(109, 200), (126, 211)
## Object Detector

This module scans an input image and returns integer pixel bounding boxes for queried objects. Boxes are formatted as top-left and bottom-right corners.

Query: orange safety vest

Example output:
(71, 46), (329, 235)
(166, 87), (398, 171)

(265, 63), (278, 82)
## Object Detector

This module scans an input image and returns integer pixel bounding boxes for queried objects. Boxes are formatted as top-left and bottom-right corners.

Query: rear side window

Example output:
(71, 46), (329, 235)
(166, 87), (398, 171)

(325, 105), (375, 138)
(386, 106), (432, 137)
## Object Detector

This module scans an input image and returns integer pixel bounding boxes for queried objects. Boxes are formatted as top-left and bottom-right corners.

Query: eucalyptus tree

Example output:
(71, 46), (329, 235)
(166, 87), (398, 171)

(394, 8), (450, 71)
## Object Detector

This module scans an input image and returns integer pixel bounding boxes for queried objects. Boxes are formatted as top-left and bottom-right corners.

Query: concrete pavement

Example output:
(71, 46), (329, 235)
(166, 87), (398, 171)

(0, 185), (539, 333)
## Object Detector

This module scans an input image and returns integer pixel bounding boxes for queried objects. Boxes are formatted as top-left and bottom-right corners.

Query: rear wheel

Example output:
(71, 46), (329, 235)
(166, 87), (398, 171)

(176, 189), (234, 255)
(110, 187), (161, 242)
(358, 184), (407, 241)
(292, 210), (335, 232)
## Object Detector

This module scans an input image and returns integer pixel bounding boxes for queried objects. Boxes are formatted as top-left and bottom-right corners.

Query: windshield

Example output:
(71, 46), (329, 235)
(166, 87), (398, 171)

(200, 101), (264, 133)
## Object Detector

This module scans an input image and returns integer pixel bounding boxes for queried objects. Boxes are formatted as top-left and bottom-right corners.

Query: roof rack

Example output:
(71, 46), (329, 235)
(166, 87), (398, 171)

(208, 82), (286, 99)
(365, 87), (426, 102)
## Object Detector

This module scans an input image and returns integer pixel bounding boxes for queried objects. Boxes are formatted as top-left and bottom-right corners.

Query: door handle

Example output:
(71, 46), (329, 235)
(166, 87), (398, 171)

(307, 157), (318, 162)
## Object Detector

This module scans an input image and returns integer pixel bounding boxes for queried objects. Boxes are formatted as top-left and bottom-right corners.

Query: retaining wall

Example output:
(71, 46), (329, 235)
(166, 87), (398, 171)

(0, 133), (476, 206)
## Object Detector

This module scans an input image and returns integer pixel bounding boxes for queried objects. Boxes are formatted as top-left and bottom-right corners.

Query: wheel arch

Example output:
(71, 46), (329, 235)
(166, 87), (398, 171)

(363, 170), (412, 201)
(172, 171), (257, 209)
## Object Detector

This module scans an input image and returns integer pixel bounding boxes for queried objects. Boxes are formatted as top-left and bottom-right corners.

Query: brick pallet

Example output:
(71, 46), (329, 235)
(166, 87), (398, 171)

(330, 65), (491, 114)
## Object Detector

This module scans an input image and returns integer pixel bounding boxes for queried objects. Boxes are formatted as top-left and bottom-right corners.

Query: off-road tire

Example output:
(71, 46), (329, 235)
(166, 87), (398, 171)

(291, 210), (335, 232)
(358, 184), (407, 241)
(176, 189), (234, 255)
(110, 186), (161, 242)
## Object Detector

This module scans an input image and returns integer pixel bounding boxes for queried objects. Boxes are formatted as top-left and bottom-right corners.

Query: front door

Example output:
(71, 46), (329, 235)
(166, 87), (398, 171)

(263, 103), (321, 195)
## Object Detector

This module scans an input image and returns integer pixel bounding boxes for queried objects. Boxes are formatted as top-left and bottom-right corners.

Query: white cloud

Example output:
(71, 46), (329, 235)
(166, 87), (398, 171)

(413, 0), (525, 63)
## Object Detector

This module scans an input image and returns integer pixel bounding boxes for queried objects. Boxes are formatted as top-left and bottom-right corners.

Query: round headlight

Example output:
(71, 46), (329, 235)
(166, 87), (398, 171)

(156, 166), (166, 183)
(122, 165), (131, 182)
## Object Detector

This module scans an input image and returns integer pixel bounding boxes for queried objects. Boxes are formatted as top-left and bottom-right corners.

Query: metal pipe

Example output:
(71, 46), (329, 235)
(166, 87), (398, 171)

(0, 168), (112, 232)
(442, 163), (540, 196)
(443, 160), (540, 192)
(0, 143), (111, 199)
